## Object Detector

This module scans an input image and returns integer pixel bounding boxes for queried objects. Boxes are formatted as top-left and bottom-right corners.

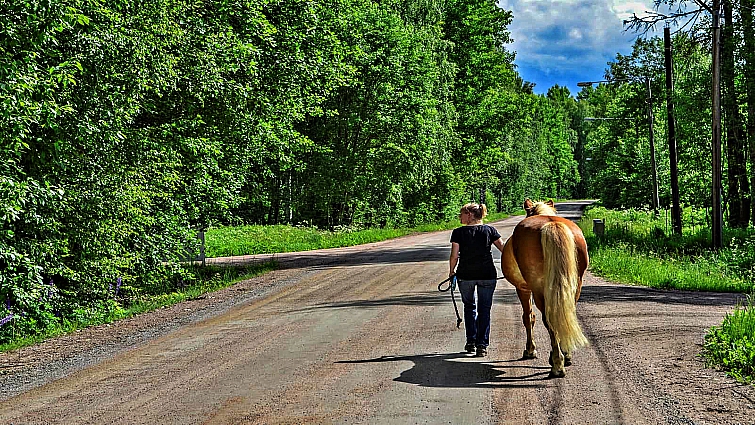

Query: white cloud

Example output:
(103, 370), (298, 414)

(497, 0), (672, 91)
(611, 1), (656, 21)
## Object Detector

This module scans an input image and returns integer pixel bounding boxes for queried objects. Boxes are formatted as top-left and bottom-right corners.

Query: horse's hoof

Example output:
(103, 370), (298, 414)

(548, 370), (566, 379)
(522, 350), (537, 360)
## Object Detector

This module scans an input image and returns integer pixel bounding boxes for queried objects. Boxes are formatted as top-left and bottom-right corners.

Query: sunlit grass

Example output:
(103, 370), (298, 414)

(580, 206), (754, 293)
(205, 212), (513, 258)
(703, 295), (755, 384)
(587, 245), (750, 292)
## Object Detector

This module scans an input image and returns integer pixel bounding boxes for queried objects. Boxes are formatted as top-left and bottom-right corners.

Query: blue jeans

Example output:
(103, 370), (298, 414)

(457, 279), (497, 347)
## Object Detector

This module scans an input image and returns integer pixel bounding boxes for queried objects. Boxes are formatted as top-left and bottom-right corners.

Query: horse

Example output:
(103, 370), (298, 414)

(501, 199), (589, 378)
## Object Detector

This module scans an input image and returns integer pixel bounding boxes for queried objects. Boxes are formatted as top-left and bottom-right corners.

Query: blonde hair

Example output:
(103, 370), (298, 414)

(461, 203), (487, 220)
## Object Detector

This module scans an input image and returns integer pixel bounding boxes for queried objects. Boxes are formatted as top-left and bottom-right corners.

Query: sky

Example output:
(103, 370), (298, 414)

(498, 0), (679, 96)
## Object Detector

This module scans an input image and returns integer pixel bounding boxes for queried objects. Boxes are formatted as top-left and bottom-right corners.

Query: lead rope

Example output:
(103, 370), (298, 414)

(438, 275), (462, 328)
(438, 275), (507, 329)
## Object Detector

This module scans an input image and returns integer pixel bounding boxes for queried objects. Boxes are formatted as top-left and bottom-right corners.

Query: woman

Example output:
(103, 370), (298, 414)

(449, 203), (504, 357)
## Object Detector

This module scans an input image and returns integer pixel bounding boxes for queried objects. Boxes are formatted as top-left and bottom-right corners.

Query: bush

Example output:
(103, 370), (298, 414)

(703, 296), (755, 383)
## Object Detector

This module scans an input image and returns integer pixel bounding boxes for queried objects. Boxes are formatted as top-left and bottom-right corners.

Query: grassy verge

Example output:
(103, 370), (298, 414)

(580, 207), (754, 292)
(0, 262), (275, 353)
(205, 212), (513, 258)
(579, 205), (755, 383)
(585, 245), (751, 292)
(702, 295), (755, 384)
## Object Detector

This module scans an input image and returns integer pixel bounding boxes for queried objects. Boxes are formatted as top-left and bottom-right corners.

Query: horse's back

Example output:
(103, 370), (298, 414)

(502, 215), (589, 290)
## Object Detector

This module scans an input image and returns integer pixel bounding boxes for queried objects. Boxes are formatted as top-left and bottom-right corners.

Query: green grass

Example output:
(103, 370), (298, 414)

(703, 295), (755, 384)
(205, 212), (512, 258)
(579, 205), (755, 384)
(586, 245), (750, 292)
(579, 206), (754, 293)
(0, 262), (275, 353)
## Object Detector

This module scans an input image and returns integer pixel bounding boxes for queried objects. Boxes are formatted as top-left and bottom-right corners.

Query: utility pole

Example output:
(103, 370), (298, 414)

(664, 27), (682, 235)
(712, 0), (723, 248)
(646, 78), (660, 213)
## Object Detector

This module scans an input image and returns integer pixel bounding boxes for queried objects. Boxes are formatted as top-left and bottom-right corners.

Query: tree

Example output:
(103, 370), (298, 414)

(444, 0), (518, 207)
(741, 0), (755, 225)
(721, 0), (749, 226)
(626, 0), (752, 225)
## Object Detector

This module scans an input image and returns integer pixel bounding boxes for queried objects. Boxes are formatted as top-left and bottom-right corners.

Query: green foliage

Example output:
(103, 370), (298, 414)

(0, 0), (276, 342)
(0, 262), (274, 352)
(574, 32), (742, 214)
(581, 206), (755, 293)
(572, 24), (755, 219)
(288, 0), (461, 229)
(703, 296), (755, 384)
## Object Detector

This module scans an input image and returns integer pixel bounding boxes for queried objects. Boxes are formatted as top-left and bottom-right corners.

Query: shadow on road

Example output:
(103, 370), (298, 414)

(213, 246), (452, 270)
(579, 283), (746, 307)
(553, 200), (596, 222)
(282, 292), (512, 341)
(296, 293), (452, 313)
(337, 353), (551, 388)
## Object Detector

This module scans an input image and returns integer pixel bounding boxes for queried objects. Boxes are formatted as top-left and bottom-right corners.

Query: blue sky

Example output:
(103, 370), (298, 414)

(498, 0), (677, 95)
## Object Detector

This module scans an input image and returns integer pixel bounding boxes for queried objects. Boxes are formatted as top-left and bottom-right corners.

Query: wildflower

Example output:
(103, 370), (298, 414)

(115, 277), (122, 297)
(0, 314), (13, 327)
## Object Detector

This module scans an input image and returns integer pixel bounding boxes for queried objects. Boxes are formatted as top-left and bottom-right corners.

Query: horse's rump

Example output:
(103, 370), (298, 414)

(541, 221), (588, 352)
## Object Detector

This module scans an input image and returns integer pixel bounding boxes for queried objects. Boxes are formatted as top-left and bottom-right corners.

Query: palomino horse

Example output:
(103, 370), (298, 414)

(501, 199), (589, 378)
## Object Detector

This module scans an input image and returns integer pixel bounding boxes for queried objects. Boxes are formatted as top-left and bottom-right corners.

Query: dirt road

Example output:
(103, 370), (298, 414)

(1, 202), (754, 424)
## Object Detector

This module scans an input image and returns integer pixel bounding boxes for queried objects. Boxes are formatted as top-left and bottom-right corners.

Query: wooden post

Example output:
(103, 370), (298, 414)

(712, 0), (723, 248)
(592, 219), (605, 236)
(664, 27), (682, 235)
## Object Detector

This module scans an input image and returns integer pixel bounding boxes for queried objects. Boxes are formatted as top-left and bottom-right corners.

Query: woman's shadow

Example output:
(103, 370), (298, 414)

(337, 352), (551, 388)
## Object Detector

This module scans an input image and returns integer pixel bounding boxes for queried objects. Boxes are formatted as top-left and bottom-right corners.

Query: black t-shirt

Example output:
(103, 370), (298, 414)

(450, 224), (501, 280)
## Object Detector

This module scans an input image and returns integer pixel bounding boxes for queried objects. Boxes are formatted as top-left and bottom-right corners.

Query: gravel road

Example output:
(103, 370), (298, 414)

(1, 201), (754, 424)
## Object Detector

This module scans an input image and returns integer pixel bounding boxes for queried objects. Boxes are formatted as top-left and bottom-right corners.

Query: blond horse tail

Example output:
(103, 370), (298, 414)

(541, 221), (588, 352)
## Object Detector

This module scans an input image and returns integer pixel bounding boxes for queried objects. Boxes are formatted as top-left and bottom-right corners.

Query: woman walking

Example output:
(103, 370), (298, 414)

(449, 203), (504, 357)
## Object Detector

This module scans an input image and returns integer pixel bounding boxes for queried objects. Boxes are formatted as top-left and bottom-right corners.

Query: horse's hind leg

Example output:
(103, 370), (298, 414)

(542, 314), (566, 378)
(516, 288), (537, 359)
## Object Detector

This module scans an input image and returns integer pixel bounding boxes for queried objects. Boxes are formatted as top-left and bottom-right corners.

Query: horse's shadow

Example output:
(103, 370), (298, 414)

(337, 352), (551, 388)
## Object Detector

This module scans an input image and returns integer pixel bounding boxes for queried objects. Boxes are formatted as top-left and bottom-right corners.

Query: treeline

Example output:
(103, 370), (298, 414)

(578, 0), (755, 230)
(0, 0), (579, 341)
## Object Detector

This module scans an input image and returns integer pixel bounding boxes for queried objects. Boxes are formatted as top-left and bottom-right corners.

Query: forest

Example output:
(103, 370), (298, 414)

(1, 0), (754, 342)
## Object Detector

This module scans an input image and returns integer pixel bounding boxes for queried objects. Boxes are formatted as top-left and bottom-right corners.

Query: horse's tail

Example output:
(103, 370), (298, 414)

(541, 221), (588, 352)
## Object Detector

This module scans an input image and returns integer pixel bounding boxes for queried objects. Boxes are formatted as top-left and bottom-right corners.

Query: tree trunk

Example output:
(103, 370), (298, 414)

(743, 0), (755, 226)
(268, 171), (282, 225)
(721, 0), (750, 227)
